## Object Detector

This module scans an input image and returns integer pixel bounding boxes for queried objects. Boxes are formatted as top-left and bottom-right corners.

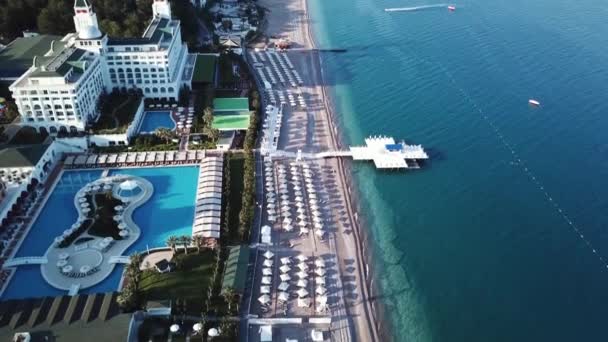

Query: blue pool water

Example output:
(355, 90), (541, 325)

(138, 111), (175, 134)
(2, 166), (198, 300)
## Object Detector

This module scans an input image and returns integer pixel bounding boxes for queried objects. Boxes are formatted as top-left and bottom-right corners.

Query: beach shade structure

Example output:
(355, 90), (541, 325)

(58, 252), (69, 260)
(294, 190), (303, 197)
(309, 203), (319, 210)
(170, 324), (180, 334)
(282, 212), (292, 218)
(280, 194), (289, 200)
(260, 285), (271, 294)
(298, 220), (308, 227)
(78, 197), (87, 203)
(283, 224), (293, 232)
(258, 295), (271, 305)
(293, 185), (302, 191)
(280, 274), (291, 282)
(315, 268), (327, 276)
(283, 217), (292, 225)
(309, 193), (318, 199)
(278, 282), (290, 291)
(267, 203), (276, 209)
(296, 271), (308, 279)
(297, 207), (306, 214)
(113, 215), (122, 221)
(208, 328), (220, 338)
(315, 259), (326, 268)
(297, 297), (311, 308)
(117, 180), (142, 197)
(114, 205), (124, 211)
(267, 209), (276, 216)
(261, 225), (272, 236)
(56, 259), (68, 267)
(295, 195), (303, 202)
(280, 257), (291, 264)
(265, 185), (275, 192)
(280, 265), (291, 273)
(315, 286), (327, 295)
(62, 265), (73, 273)
(313, 216), (323, 224)
(297, 213), (306, 221)
(315, 276), (326, 285)
(297, 262), (309, 270)
(281, 204), (290, 211)
(268, 215), (277, 222)
(119, 230), (129, 237)
(312, 210), (322, 218)
(63, 229), (72, 237)
(80, 265), (92, 274)
(118, 222), (127, 229)
(315, 230), (325, 238)
(54, 236), (64, 245)
(295, 202), (305, 208)
(192, 323), (203, 334)
(297, 279), (308, 288)
(278, 291), (289, 302)
(296, 254), (308, 262)
(263, 250), (275, 259)
(299, 228), (310, 235)
(297, 288), (309, 298)
(279, 189), (289, 195)
(261, 276), (272, 285)
(314, 223), (323, 231)
(263, 259), (274, 267)
(82, 208), (91, 214)
(262, 268), (273, 276)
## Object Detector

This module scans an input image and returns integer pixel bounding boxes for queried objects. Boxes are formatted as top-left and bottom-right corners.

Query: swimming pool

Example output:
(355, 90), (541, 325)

(2, 166), (198, 300)
(137, 111), (175, 134)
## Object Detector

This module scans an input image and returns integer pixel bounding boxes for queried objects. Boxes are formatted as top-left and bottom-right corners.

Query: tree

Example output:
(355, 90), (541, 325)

(155, 127), (175, 144)
(222, 287), (238, 313)
(166, 235), (178, 252)
(192, 235), (204, 253)
(203, 107), (214, 127)
(179, 235), (192, 254)
(37, 0), (73, 35)
(209, 128), (220, 141)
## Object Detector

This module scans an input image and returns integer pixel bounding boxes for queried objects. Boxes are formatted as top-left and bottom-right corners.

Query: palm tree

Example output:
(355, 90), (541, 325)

(192, 235), (204, 253)
(222, 287), (238, 313)
(166, 236), (178, 253)
(179, 235), (192, 255)
(203, 107), (214, 127)
(155, 127), (174, 144)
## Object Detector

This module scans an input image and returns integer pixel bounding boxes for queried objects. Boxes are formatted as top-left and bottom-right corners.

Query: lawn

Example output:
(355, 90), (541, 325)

(139, 251), (215, 304)
(226, 155), (244, 243)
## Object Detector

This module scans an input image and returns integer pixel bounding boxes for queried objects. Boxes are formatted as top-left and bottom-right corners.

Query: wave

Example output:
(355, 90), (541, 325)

(385, 3), (448, 12)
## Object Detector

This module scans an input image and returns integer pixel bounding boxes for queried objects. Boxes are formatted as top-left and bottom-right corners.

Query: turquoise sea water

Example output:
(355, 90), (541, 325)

(2, 166), (197, 300)
(138, 111), (175, 134)
(307, 0), (608, 340)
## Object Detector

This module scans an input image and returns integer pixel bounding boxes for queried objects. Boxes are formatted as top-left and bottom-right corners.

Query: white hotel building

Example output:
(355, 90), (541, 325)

(8, 0), (194, 134)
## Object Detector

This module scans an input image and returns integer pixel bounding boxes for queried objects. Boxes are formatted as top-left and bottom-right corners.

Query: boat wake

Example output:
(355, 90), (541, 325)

(385, 4), (448, 12)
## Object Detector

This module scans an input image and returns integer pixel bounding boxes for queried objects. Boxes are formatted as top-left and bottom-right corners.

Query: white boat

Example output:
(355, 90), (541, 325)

(528, 99), (541, 106)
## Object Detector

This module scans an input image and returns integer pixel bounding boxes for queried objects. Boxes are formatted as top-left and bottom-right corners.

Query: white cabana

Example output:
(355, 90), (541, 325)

(279, 265), (291, 273)
(263, 250), (274, 259)
(170, 324), (180, 334)
(315, 230), (325, 238)
(299, 228), (310, 234)
(315, 286), (327, 295)
(283, 224), (293, 232)
(262, 268), (273, 276)
(278, 291), (289, 302)
(296, 271), (308, 279)
(315, 276), (326, 285)
(260, 286), (271, 294)
(311, 329), (324, 342)
(315, 268), (326, 276)
(315, 259), (326, 268)
(278, 282), (289, 291)
(258, 295), (271, 305)
(263, 259), (274, 268)
(296, 254), (308, 262)
(280, 274), (291, 282)
(259, 325), (273, 342)
(280, 257), (291, 264)
(261, 276), (272, 285)
(317, 295), (328, 306)
(297, 263), (309, 271)
(297, 279), (308, 288)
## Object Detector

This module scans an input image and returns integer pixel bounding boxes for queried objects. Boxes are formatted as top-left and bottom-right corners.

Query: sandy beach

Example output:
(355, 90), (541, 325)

(249, 0), (382, 340)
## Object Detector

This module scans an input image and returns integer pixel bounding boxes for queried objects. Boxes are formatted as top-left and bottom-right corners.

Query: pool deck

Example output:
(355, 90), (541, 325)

(40, 175), (153, 292)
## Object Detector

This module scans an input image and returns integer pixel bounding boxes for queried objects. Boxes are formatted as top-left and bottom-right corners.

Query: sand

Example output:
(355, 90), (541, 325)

(252, 0), (381, 340)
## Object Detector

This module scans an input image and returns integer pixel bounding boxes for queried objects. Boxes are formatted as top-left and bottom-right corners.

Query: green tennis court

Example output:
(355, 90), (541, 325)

(212, 114), (251, 131)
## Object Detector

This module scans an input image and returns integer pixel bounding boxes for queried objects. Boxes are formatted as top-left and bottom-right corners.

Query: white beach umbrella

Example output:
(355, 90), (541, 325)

(296, 254), (308, 262)
(283, 224), (293, 232)
(283, 217), (292, 224)
(312, 210), (322, 218)
(297, 279), (308, 288)
(281, 204), (290, 211)
(295, 195), (303, 201)
(263, 268), (273, 276)
(317, 295), (328, 306)
(315, 276), (326, 285)
(278, 292), (289, 302)
(260, 285), (271, 294)
(280, 265), (291, 273)
(280, 257), (291, 264)
(268, 215), (277, 222)
(267, 203), (276, 209)
(293, 185), (301, 191)
(280, 274), (291, 282)
(296, 271), (308, 279)
(263, 250), (274, 259)
(297, 262), (309, 271)
(62, 265), (73, 273)
(263, 259), (274, 267)
(315, 268), (326, 276)
(313, 216), (323, 224)
(258, 295), (271, 305)
(262, 276), (272, 284)
(300, 228), (310, 234)
(316, 286), (327, 295)
(267, 209), (276, 216)
(295, 202), (305, 208)
(309, 193), (317, 199)
(297, 207), (306, 214)
(297, 297), (310, 308)
(297, 288), (309, 298)
(278, 282), (290, 291)
(315, 259), (326, 268)
(261, 225), (272, 235)
(56, 259), (68, 267)
(282, 211), (292, 218)
(192, 323), (203, 333)
(297, 213), (306, 221)
(170, 324), (180, 333)
(119, 230), (129, 237)
(314, 223), (323, 231)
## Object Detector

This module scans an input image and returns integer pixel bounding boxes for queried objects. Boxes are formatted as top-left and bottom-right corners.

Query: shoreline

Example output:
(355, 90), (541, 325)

(294, 0), (386, 340)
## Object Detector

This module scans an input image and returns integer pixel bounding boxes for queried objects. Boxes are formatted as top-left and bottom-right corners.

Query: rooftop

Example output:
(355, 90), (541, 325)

(221, 245), (250, 294)
(213, 97), (249, 112)
(0, 144), (50, 169)
(107, 17), (178, 48)
(0, 35), (61, 79)
(212, 112), (251, 131)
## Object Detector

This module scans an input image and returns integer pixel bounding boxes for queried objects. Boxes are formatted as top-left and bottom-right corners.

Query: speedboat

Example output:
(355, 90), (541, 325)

(448, 5), (456, 11)
(528, 99), (541, 106)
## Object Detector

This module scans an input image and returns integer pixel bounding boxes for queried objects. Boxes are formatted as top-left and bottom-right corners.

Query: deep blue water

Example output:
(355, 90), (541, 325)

(307, 0), (608, 340)
(2, 166), (197, 300)
(138, 111), (175, 134)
